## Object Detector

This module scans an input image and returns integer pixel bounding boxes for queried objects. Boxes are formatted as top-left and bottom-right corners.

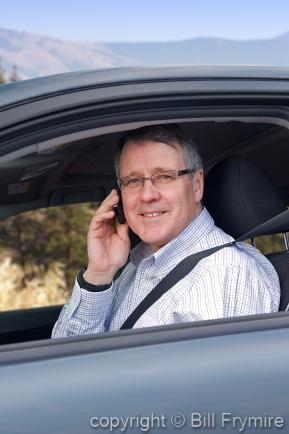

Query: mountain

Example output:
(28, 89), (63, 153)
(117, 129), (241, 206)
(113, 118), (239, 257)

(1, 28), (289, 80)
(107, 34), (289, 66)
(0, 28), (136, 80)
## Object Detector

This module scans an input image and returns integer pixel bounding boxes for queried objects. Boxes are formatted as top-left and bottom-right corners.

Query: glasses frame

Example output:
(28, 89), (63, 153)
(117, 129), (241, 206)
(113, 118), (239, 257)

(117, 168), (195, 191)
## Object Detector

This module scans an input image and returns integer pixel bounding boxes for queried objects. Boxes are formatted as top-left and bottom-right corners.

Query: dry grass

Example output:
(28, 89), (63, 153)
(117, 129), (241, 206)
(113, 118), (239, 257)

(0, 255), (69, 311)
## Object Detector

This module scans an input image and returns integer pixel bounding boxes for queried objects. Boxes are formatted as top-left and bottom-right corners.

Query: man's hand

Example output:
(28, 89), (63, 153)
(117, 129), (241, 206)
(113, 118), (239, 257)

(83, 189), (130, 285)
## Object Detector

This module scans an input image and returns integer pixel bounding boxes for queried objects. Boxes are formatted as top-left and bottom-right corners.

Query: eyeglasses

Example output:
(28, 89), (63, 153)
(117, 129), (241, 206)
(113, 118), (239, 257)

(118, 168), (194, 191)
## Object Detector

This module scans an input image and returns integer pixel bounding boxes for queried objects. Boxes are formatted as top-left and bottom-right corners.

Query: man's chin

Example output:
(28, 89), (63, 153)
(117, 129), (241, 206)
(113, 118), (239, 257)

(137, 231), (170, 252)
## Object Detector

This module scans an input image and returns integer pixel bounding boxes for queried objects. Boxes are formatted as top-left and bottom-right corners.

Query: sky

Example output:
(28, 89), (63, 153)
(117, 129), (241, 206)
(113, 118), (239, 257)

(1, 0), (289, 43)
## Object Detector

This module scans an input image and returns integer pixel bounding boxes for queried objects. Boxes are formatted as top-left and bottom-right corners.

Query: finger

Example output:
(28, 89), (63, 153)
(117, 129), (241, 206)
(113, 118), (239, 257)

(116, 222), (130, 245)
(96, 190), (119, 215)
(90, 210), (115, 231)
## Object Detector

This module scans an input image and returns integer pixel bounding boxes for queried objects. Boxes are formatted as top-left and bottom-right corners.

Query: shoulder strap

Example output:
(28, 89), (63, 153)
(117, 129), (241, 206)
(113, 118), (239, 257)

(120, 241), (235, 330)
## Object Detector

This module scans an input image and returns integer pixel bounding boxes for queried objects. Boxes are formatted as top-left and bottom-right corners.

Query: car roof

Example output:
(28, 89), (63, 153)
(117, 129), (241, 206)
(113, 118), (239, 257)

(2, 65), (289, 108)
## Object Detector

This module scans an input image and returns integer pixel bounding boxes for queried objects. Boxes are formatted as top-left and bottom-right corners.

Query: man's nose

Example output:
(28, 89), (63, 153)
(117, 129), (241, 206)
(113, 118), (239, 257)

(139, 178), (160, 201)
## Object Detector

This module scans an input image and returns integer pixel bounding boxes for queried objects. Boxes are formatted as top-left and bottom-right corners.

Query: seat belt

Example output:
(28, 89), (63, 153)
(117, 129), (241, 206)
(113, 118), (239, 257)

(120, 213), (285, 330)
(120, 241), (235, 330)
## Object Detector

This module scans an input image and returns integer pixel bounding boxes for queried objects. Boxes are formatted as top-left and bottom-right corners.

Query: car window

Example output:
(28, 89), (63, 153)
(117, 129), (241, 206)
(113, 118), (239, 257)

(256, 233), (288, 254)
(0, 203), (97, 311)
(0, 202), (286, 312)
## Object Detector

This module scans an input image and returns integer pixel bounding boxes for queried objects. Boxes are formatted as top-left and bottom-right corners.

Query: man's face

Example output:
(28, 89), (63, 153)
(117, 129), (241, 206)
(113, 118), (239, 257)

(119, 139), (204, 252)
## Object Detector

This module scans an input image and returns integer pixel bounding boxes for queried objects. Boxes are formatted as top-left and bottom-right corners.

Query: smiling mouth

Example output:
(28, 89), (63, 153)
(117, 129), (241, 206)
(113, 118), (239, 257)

(141, 211), (166, 218)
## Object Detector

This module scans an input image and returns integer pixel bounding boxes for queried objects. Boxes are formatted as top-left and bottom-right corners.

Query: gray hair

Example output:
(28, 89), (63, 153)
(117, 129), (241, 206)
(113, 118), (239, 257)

(114, 124), (203, 179)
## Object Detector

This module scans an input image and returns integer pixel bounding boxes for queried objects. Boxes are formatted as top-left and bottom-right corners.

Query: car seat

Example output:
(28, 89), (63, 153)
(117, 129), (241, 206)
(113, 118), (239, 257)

(204, 155), (289, 311)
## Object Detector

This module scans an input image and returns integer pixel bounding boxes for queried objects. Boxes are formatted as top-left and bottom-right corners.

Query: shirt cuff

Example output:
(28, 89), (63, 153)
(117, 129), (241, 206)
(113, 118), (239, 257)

(77, 268), (112, 292)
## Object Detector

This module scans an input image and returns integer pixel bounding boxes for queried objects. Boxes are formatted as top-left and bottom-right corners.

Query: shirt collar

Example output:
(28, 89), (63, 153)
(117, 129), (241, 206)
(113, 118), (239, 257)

(130, 207), (215, 272)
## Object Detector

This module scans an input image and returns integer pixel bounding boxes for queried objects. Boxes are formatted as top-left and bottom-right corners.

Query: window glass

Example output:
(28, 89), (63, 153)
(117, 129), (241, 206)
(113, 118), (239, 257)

(255, 233), (288, 254)
(0, 203), (96, 311)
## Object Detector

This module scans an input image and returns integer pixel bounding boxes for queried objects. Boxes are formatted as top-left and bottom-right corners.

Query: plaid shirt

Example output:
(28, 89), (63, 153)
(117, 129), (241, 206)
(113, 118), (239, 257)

(52, 208), (280, 337)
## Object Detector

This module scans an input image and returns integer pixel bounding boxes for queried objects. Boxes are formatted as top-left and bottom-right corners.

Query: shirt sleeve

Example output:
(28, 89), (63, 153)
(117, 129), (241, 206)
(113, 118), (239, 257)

(51, 277), (115, 338)
(174, 263), (280, 322)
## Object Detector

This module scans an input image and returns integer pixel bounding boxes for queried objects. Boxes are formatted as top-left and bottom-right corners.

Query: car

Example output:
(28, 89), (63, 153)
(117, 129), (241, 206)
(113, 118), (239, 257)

(0, 65), (289, 433)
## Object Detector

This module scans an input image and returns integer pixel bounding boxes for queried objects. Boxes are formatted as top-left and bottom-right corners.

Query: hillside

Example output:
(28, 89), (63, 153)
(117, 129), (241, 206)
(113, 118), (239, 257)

(1, 27), (289, 79)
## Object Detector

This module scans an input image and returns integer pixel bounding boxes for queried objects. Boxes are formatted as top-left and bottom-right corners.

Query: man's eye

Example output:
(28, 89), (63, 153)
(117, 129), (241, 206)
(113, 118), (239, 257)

(156, 174), (174, 182)
(127, 177), (142, 186)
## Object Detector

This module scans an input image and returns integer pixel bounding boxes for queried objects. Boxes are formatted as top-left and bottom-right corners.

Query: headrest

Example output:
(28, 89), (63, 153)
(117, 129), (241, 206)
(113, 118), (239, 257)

(204, 155), (286, 238)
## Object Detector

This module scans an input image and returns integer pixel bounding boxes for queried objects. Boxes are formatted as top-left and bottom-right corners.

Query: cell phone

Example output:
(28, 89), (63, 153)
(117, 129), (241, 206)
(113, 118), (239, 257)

(113, 187), (126, 224)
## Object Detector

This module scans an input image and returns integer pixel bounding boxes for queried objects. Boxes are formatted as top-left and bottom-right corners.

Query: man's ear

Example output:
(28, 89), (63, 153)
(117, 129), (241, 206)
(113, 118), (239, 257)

(193, 169), (204, 202)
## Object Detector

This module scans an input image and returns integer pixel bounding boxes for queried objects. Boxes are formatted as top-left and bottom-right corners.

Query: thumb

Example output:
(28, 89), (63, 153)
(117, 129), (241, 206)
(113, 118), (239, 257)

(117, 222), (130, 245)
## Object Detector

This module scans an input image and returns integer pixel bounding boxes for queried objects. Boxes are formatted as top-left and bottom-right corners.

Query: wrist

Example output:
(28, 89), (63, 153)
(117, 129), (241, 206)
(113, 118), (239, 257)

(78, 268), (112, 292)
(83, 268), (115, 285)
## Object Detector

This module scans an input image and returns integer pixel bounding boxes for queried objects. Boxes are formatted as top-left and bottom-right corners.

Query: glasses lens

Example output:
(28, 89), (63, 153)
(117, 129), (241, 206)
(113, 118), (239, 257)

(154, 171), (177, 186)
(120, 177), (143, 189)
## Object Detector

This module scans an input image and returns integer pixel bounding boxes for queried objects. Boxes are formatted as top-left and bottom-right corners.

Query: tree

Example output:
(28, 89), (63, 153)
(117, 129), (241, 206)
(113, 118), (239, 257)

(0, 203), (96, 290)
(10, 64), (20, 82)
(0, 57), (6, 84)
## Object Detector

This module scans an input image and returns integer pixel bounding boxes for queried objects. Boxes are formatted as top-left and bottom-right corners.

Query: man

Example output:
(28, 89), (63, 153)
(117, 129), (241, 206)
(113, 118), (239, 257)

(52, 124), (280, 337)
